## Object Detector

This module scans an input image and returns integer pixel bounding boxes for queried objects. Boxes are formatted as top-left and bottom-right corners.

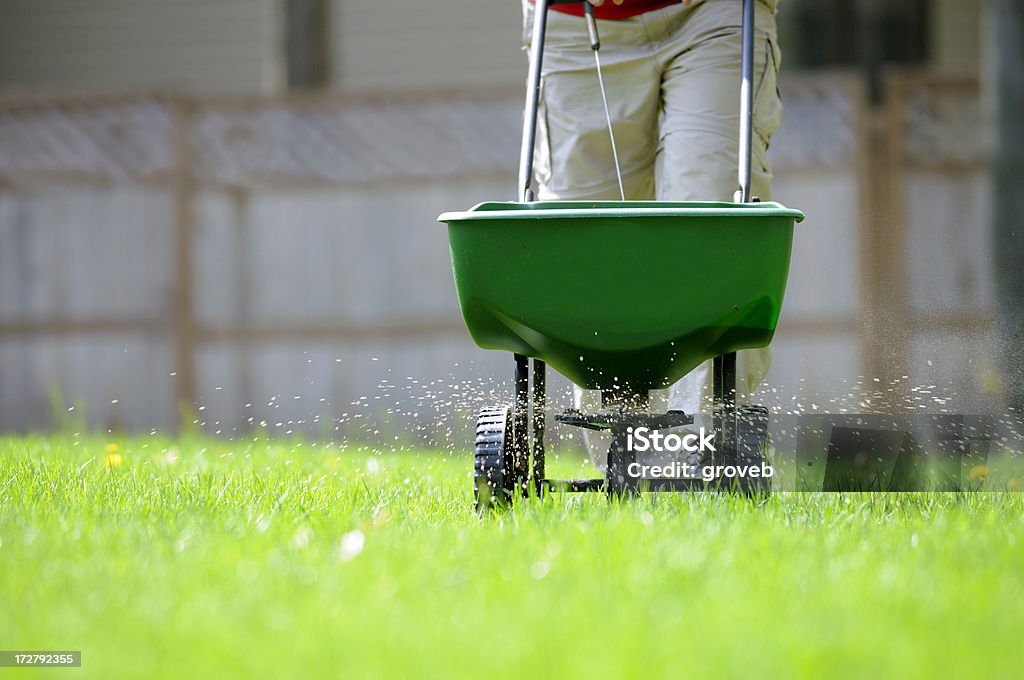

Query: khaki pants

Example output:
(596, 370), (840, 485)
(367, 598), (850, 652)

(522, 0), (783, 467)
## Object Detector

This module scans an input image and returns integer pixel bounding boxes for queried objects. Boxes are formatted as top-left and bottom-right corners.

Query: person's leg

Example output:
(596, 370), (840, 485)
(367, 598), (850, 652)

(654, 0), (783, 415)
(522, 3), (663, 468)
(524, 1), (662, 201)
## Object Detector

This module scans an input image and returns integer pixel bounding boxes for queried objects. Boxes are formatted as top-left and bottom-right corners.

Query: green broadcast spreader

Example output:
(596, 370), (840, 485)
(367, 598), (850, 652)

(438, 0), (804, 510)
(443, 200), (801, 392)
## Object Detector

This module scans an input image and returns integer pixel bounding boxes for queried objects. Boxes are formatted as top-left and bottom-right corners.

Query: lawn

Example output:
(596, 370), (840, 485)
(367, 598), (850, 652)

(2, 435), (1023, 678)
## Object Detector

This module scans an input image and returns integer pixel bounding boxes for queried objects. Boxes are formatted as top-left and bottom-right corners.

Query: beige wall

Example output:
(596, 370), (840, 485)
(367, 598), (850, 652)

(328, 0), (525, 91)
(0, 0), (281, 94)
(930, 0), (981, 74)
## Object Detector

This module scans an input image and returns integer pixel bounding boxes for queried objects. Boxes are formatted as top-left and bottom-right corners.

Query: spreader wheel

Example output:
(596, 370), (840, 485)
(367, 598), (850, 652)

(733, 404), (772, 495)
(474, 405), (516, 512)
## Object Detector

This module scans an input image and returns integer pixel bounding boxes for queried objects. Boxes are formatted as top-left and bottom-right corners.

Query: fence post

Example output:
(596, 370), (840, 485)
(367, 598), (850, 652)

(172, 98), (198, 427)
(991, 0), (1024, 412)
(860, 71), (912, 409)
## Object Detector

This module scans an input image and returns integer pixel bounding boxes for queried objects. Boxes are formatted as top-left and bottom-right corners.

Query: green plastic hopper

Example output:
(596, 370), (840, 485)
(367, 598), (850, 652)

(438, 200), (804, 394)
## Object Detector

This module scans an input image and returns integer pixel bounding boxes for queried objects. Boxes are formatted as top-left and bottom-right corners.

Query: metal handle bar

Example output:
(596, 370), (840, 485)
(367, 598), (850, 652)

(736, 0), (755, 203)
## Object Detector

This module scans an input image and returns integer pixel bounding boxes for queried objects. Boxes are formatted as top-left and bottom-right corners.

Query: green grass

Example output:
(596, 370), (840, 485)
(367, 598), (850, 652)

(2, 435), (1023, 678)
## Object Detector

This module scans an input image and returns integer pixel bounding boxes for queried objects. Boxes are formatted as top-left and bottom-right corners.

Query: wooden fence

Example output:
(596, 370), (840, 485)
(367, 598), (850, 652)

(0, 71), (999, 435)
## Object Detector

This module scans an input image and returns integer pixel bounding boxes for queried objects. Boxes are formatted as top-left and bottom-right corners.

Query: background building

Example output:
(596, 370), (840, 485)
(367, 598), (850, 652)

(0, 0), (1007, 444)
(0, 1), (982, 94)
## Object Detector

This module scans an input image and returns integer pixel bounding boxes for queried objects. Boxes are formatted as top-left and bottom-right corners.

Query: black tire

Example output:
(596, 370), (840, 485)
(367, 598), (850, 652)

(733, 404), (772, 495)
(474, 405), (515, 512)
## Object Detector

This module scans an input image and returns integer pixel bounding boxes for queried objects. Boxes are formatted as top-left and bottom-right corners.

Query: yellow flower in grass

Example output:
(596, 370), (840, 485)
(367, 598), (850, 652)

(1008, 478), (1021, 492)
(105, 443), (123, 468)
(967, 464), (988, 482)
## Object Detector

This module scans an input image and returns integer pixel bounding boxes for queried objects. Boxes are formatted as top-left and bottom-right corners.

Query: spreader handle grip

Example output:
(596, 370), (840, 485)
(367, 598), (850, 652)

(736, 0), (755, 203)
(518, 0), (548, 202)
(584, 2), (600, 51)
(519, 0), (591, 202)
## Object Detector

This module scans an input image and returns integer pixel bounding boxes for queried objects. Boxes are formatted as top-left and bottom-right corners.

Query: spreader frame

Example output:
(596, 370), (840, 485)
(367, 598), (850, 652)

(458, 0), (787, 506)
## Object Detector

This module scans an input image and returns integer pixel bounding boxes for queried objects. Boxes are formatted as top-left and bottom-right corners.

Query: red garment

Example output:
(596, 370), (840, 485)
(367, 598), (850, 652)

(532, 0), (679, 20)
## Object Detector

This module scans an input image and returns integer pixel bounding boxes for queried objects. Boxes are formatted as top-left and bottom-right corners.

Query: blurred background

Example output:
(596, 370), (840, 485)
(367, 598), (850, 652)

(0, 0), (1019, 442)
